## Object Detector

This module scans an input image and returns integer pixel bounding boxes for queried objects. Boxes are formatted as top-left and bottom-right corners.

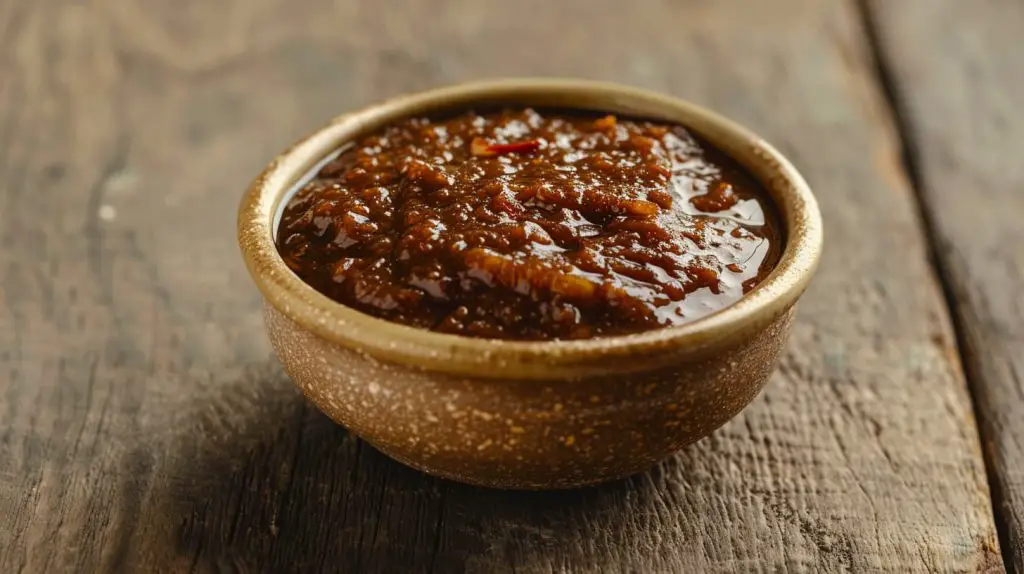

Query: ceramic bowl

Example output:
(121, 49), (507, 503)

(237, 78), (822, 489)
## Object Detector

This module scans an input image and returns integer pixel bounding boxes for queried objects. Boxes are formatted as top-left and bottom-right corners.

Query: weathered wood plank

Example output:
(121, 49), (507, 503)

(0, 0), (1002, 571)
(865, 0), (1024, 570)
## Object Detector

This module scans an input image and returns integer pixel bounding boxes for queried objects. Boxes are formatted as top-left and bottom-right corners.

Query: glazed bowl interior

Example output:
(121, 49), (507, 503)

(238, 78), (823, 380)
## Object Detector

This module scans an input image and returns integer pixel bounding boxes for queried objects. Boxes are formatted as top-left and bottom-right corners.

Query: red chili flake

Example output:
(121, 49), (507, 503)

(470, 137), (542, 157)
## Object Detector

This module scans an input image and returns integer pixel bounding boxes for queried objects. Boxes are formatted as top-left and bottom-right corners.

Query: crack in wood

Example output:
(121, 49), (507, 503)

(853, 0), (1014, 570)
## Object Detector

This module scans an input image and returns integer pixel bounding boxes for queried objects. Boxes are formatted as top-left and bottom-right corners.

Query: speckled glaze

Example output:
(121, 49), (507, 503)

(238, 79), (823, 489)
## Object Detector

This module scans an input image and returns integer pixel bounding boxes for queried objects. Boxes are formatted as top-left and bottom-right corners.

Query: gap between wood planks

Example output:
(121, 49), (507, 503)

(853, 0), (1014, 570)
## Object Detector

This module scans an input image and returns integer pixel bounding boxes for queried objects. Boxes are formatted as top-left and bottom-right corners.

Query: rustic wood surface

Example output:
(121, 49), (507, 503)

(0, 0), (1012, 571)
(867, 1), (1024, 570)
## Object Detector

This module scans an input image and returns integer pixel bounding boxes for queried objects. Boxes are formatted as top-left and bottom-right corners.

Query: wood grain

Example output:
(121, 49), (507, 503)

(0, 0), (1003, 571)
(865, 0), (1024, 570)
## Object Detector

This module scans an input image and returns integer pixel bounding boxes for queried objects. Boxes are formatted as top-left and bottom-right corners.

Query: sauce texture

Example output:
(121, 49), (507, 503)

(276, 108), (782, 340)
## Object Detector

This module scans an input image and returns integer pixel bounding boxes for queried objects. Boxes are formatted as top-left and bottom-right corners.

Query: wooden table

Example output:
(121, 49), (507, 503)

(2, 1), (1021, 571)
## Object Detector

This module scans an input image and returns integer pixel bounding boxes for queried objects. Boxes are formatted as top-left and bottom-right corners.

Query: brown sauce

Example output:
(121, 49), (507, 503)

(276, 108), (782, 340)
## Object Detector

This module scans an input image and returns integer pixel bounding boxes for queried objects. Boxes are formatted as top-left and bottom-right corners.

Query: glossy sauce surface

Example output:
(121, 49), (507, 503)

(276, 108), (782, 340)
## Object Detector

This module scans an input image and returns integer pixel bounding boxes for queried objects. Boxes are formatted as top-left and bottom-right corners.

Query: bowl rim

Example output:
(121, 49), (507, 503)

(238, 78), (823, 380)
